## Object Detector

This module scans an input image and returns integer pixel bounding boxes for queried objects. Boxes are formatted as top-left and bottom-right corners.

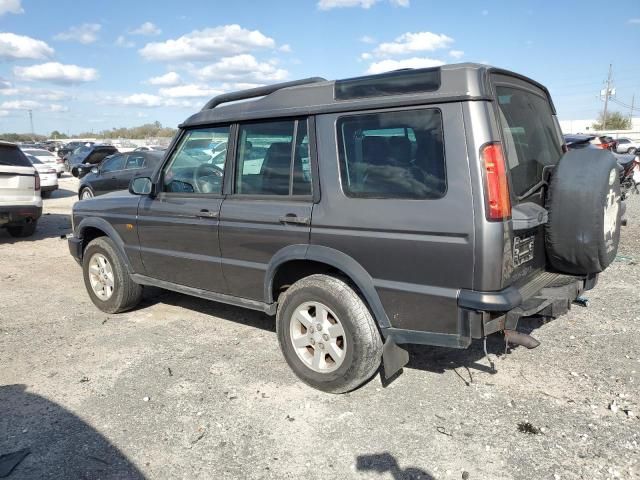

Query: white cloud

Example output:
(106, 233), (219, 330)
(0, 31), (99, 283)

(115, 35), (135, 48)
(139, 25), (276, 62)
(195, 54), (288, 83)
(54, 23), (101, 44)
(0, 33), (54, 60)
(449, 49), (464, 59)
(360, 52), (373, 60)
(0, 0), (23, 15)
(279, 44), (292, 53)
(146, 71), (182, 86)
(159, 84), (222, 98)
(481, 9), (488, 15)
(318, 0), (408, 9)
(359, 35), (376, 44)
(14, 62), (99, 85)
(0, 85), (69, 101)
(0, 110), (9, 116)
(627, 18), (640, 24)
(130, 22), (161, 36)
(118, 93), (164, 107)
(48, 104), (69, 112)
(1, 99), (41, 110)
(366, 57), (445, 74)
(373, 31), (453, 56)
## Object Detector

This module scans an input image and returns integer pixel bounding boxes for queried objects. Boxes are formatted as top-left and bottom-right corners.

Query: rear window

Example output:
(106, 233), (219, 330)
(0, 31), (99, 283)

(495, 86), (562, 195)
(0, 145), (32, 167)
(337, 108), (446, 199)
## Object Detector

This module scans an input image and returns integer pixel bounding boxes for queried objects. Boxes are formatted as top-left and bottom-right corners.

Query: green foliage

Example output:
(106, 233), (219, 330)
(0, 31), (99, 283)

(49, 130), (69, 139)
(592, 111), (631, 130)
(0, 133), (47, 142)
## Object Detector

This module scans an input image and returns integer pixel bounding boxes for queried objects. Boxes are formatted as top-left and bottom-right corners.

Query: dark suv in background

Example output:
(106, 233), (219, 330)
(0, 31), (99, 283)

(68, 64), (623, 393)
(68, 144), (118, 178)
(78, 150), (164, 199)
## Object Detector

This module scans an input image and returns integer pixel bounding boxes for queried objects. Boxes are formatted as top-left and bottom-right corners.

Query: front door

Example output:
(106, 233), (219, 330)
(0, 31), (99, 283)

(220, 118), (314, 300)
(136, 126), (230, 293)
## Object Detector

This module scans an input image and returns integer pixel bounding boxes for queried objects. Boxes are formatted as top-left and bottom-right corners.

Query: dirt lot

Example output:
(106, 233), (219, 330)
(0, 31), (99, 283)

(1, 175), (639, 480)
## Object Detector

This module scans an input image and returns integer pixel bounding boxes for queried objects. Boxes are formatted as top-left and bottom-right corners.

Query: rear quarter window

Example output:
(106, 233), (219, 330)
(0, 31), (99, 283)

(337, 108), (446, 199)
(0, 145), (32, 167)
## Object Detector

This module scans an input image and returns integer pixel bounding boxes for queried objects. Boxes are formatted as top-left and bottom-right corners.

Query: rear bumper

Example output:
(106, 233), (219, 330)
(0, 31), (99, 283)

(0, 204), (43, 225)
(386, 272), (597, 348)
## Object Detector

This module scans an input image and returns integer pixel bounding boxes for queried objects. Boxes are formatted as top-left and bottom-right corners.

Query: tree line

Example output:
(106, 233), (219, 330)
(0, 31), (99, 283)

(0, 121), (177, 142)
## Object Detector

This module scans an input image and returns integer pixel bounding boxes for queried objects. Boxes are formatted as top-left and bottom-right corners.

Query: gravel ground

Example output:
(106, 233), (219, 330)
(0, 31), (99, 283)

(1, 176), (639, 480)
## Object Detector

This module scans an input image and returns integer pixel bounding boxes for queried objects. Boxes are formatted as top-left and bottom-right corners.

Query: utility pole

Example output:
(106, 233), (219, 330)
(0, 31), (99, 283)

(28, 109), (34, 137)
(601, 64), (613, 131)
(629, 94), (635, 125)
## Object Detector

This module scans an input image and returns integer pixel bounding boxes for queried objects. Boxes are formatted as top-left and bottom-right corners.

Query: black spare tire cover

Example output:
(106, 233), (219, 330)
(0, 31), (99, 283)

(545, 148), (622, 275)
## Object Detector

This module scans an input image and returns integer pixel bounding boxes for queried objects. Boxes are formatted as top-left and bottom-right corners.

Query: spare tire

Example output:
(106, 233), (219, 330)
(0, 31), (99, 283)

(545, 148), (622, 275)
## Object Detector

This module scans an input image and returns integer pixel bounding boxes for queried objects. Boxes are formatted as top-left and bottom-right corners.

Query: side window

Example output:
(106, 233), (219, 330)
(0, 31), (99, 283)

(125, 155), (145, 170)
(162, 126), (230, 194)
(337, 109), (446, 199)
(100, 155), (124, 173)
(235, 119), (311, 196)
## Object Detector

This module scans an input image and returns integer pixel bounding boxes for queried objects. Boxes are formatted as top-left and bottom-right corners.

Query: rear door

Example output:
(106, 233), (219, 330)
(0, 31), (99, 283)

(0, 145), (37, 207)
(219, 118), (314, 300)
(491, 73), (563, 285)
(91, 154), (125, 195)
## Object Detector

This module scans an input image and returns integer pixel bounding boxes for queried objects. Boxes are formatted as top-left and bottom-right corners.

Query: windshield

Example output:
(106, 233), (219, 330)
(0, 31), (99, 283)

(495, 86), (563, 196)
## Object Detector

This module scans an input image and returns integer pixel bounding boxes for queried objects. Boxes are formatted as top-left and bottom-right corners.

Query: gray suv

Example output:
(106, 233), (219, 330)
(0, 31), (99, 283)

(68, 64), (623, 393)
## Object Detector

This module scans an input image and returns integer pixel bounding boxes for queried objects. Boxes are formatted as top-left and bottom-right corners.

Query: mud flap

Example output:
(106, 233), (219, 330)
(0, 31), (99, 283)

(382, 337), (409, 379)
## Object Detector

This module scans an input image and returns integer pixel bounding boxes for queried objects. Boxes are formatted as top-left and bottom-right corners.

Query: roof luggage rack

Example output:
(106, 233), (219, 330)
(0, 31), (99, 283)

(201, 77), (327, 111)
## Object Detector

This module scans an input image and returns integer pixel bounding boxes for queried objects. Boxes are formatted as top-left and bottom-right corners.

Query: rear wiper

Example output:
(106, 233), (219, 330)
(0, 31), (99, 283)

(516, 164), (555, 201)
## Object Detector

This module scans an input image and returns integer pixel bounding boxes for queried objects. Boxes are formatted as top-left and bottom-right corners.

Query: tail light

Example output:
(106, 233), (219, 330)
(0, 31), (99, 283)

(34, 172), (41, 191)
(481, 142), (511, 221)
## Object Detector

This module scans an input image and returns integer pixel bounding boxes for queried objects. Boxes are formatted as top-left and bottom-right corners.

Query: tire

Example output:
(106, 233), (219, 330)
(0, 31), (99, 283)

(80, 187), (94, 200)
(276, 274), (383, 393)
(6, 221), (37, 238)
(57, 173), (62, 178)
(627, 148), (636, 155)
(82, 237), (143, 314)
(71, 167), (79, 178)
(545, 148), (622, 275)
(41, 190), (51, 198)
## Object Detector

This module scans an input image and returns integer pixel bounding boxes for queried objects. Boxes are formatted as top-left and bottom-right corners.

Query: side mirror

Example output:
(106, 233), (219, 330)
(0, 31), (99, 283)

(129, 176), (153, 196)
(90, 167), (99, 175)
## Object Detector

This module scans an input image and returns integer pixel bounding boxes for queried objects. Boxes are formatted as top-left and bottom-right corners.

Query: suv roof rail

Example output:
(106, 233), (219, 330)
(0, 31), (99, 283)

(200, 77), (327, 111)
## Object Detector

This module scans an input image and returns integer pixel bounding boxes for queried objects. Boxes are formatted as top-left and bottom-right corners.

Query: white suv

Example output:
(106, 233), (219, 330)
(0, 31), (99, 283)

(0, 141), (42, 237)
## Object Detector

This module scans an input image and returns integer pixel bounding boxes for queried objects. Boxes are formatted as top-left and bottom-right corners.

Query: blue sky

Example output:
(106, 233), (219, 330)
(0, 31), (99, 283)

(0, 0), (639, 135)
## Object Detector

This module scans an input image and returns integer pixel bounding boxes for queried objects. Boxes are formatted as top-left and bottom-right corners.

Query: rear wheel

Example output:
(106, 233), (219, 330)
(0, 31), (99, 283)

(628, 147), (636, 155)
(276, 274), (382, 393)
(6, 221), (37, 238)
(41, 190), (51, 198)
(82, 237), (142, 313)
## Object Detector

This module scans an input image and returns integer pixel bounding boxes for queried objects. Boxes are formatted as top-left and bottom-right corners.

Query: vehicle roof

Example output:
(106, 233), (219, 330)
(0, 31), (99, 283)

(0, 140), (18, 147)
(181, 63), (554, 128)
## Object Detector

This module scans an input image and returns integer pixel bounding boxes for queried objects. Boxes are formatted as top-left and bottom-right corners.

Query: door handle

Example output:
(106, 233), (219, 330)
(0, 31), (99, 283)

(279, 214), (310, 225)
(195, 209), (219, 219)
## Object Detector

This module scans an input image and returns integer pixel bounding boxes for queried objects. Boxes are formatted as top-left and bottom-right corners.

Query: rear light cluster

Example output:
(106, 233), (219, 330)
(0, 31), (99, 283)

(34, 172), (41, 191)
(481, 142), (511, 221)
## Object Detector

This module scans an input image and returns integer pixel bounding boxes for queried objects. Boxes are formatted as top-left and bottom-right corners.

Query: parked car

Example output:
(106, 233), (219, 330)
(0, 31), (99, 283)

(58, 141), (94, 160)
(78, 151), (164, 199)
(25, 155), (58, 198)
(68, 64), (623, 393)
(133, 145), (165, 152)
(68, 145), (119, 178)
(0, 141), (41, 237)
(615, 137), (639, 154)
(20, 148), (64, 177)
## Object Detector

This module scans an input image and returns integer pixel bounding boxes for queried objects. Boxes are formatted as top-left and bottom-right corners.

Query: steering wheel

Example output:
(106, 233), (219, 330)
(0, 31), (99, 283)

(193, 162), (224, 193)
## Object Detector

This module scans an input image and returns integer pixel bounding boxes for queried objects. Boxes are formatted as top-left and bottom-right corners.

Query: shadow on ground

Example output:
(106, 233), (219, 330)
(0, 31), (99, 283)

(0, 213), (71, 244)
(47, 187), (77, 199)
(0, 384), (144, 479)
(356, 452), (434, 479)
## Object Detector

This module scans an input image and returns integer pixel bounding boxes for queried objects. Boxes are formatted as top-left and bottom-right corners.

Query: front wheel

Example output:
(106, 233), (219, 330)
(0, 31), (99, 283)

(276, 274), (383, 393)
(80, 187), (94, 200)
(6, 221), (37, 238)
(82, 237), (142, 313)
